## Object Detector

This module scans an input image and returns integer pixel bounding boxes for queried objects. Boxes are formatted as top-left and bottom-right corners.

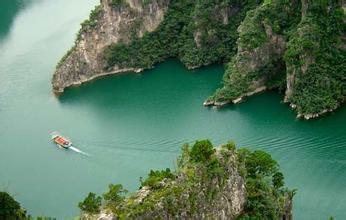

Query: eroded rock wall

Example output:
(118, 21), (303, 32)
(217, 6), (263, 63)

(52, 0), (169, 93)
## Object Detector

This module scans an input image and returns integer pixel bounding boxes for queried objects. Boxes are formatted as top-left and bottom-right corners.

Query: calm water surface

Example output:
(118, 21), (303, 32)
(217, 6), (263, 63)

(0, 0), (346, 219)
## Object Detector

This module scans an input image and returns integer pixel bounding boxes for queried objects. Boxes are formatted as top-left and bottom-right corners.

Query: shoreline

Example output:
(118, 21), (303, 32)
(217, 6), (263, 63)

(53, 67), (144, 94)
(203, 86), (267, 108)
(204, 87), (343, 120)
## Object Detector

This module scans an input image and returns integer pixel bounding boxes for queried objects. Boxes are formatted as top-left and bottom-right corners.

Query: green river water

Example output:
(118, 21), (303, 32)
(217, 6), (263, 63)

(0, 0), (346, 219)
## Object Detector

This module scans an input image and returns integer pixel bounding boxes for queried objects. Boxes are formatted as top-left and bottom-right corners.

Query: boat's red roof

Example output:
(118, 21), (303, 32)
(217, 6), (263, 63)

(54, 136), (69, 145)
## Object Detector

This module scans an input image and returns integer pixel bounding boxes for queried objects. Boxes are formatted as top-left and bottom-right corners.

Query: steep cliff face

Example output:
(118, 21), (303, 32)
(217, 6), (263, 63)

(206, 0), (299, 106)
(53, 0), (261, 93)
(53, 0), (344, 119)
(78, 141), (294, 220)
(117, 148), (246, 219)
(101, 0), (261, 71)
(207, 0), (345, 119)
(205, 1), (290, 106)
(284, 0), (345, 119)
(52, 0), (169, 93)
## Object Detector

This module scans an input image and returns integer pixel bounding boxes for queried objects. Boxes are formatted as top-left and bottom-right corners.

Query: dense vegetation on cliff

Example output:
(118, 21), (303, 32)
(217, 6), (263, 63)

(1, 141), (293, 219)
(284, 1), (345, 116)
(52, 0), (345, 120)
(0, 192), (54, 220)
(78, 140), (294, 219)
(0, 191), (26, 219)
(103, 0), (261, 70)
(57, 0), (344, 119)
(209, 0), (345, 119)
(209, 0), (301, 103)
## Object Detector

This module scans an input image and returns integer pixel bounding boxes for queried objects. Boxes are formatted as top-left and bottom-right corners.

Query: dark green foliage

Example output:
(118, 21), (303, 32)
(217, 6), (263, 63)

(190, 139), (214, 163)
(140, 168), (175, 189)
(239, 149), (278, 178)
(237, 5), (268, 50)
(237, 0), (301, 51)
(83, 5), (102, 29)
(116, 139), (227, 216)
(103, 0), (262, 70)
(210, 0), (345, 117)
(78, 140), (293, 219)
(212, 55), (286, 103)
(78, 192), (102, 214)
(0, 192), (25, 220)
(141, 0), (153, 6)
(205, 156), (225, 178)
(239, 177), (278, 219)
(188, 140), (225, 179)
(103, 184), (127, 209)
(110, 0), (125, 7)
(221, 141), (236, 152)
(211, 0), (301, 103)
(58, 0), (345, 118)
(273, 171), (284, 189)
(264, 59), (287, 91)
(285, 1), (345, 114)
(236, 148), (293, 219)
(211, 60), (253, 102)
(77, 5), (102, 39)
(0, 192), (53, 219)
(104, 0), (195, 69)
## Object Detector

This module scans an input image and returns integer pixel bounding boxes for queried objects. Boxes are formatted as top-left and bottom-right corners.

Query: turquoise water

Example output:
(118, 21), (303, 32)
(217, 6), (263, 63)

(0, 0), (346, 219)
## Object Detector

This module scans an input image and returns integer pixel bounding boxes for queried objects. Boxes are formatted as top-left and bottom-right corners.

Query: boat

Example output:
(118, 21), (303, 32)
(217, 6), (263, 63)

(51, 132), (72, 149)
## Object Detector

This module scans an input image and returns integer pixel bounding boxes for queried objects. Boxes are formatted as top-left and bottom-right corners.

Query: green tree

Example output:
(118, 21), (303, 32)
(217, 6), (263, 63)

(221, 141), (236, 152)
(140, 168), (175, 189)
(103, 184), (127, 208)
(244, 150), (278, 178)
(273, 171), (285, 189)
(0, 192), (26, 220)
(190, 140), (215, 163)
(78, 192), (102, 214)
(237, 148), (293, 219)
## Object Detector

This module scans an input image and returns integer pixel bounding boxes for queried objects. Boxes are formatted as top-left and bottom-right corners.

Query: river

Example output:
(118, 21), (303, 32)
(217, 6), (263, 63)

(0, 0), (345, 219)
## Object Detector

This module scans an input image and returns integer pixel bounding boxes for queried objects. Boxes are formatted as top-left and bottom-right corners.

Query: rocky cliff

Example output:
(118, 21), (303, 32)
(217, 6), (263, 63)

(283, 0), (345, 119)
(53, 0), (345, 119)
(52, 0), (169, 93)
(207, 0), (345, 119)
(52, 0), (261, 93)
(78, 141), (294, 220)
